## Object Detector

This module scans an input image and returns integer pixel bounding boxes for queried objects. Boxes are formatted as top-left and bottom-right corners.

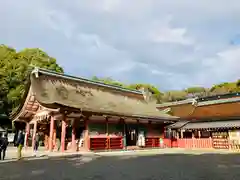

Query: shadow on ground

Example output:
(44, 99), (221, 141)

(0, 153), (240, 180)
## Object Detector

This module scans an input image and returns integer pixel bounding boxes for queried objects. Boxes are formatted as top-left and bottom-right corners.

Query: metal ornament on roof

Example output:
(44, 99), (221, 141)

(192, 98), (198, 106)
(140, 87), (157, 104)
(162, 108), (171, 113)
(32, 67), (39, 78)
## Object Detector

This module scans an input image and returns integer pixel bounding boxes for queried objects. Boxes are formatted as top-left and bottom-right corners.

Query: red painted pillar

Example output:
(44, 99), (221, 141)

(32, 121), (37, 151)
(61, 116), (67, 152)
(53, 130), (56, 149)
(24, 122), (30, 149)
(49, 116), (54, 151)
(84, 118), (90, 151)
(72, 119), (76, 151)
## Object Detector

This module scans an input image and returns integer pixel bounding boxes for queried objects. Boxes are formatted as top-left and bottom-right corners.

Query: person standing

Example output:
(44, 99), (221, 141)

(34, 132), (40, 156)
(0, 133), (9, 160)
(16, 130), (24, 160)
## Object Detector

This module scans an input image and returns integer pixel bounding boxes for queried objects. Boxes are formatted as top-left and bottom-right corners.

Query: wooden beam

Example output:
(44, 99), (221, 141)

(25, 110), (37, 114)
(56, 106), (178, 122)
(13, 119), (27, 123)
(16, 117), (31, 122)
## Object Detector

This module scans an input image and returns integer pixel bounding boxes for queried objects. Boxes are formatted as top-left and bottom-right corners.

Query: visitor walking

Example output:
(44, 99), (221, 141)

(34, 132), (40, 156)
(0, 133), (9, 160)
(56, 138), (61, 151)
(16, 130), (24, 160)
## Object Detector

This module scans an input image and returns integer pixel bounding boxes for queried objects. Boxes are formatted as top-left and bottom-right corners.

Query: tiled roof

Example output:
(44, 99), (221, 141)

(34, 68), (143, 95)
(157, 99), (195, 108)
(181, 120), (240, 130)
(11, 68), (179, 122)
(30, 73), (178, 120)
(198, 97), (240, 106)
(157, 92), (240, 108)
(166, 121), (189, 129)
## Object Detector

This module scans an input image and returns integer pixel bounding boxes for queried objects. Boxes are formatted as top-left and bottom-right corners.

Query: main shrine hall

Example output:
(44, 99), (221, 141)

(11, 68), (178, 152)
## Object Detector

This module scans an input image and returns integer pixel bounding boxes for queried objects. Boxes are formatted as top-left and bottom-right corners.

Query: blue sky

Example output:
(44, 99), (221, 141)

(1, 0), (240, 91)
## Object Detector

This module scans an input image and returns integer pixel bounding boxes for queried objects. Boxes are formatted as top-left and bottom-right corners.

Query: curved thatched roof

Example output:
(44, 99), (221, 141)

(12, 68), (178, 122)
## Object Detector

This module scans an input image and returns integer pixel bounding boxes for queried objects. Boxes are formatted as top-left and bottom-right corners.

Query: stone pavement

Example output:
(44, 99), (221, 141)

(1, 147), (238, 163)
(1, 150), (240, 180)
(95, 147), (238, 156)
(1, 146), (93, 163)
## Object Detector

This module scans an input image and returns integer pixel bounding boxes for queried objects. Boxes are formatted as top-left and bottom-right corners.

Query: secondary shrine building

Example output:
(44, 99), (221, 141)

(157, 93), (240, 150)
(12, 68), (178, 152)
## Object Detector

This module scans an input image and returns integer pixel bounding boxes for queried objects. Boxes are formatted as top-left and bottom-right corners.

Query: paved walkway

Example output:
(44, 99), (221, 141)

(94, 148), (239, 156)
(1, 147), (93, 162)
(1, 150), (240, 180)
(1, 147), (238, 163)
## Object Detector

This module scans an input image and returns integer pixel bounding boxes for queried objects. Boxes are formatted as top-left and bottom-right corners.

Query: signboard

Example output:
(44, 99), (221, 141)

(229, 130), (240, 145)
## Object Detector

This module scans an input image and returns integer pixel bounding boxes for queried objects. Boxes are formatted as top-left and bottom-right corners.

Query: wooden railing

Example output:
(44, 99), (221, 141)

(163, 139), (172, 148)
(177, 138), (213, 149)
(90, 137), (123, 150)
(90, 137), (108, 150)
(109, 137), (123, 149)
(145, 137), (160, 147)
(163, 138), (213, 149)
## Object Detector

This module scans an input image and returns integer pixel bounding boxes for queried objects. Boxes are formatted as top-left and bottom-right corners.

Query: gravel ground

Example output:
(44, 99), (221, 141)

(0, 153), (240, 180)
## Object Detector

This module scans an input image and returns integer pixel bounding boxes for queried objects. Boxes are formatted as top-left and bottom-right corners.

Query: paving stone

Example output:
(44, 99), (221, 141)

(0, 152), (240, 180)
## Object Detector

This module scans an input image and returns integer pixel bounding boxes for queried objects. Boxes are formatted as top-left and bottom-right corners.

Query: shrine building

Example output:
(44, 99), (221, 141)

(157, 93), (240, 150)
(11, 68), (178, 152)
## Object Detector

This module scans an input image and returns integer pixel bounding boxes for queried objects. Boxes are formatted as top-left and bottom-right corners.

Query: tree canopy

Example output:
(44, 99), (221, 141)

(0, 45), (63, 122)
(91, 78), (240, 103)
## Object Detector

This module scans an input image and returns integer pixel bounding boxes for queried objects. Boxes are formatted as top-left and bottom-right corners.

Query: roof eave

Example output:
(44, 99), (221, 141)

(157, 99), (195, 108)
(198, 97), (240, 106)
(37, 101), (179, 122)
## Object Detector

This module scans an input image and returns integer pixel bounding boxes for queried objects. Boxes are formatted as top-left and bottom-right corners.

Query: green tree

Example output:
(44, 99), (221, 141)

(237, 80), (240, 87)
(0, 45), (63, 118)
(186, 87), (205, 94)
(92, 76), (100, 82)
(129, 84), (163, 103)
(210, 82), (239, 95)
(91, 77), (125, 87)
(185, 87), (209, 98)
(169, 91), (188, 101)
(91, 77), (164, 103)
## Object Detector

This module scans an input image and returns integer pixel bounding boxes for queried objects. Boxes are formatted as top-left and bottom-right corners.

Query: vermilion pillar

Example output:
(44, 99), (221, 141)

(61, 116), (67, 152)
(32, 121), (37, 151)
(49, 116), (55, 151)
(71, 119), (76, 151)
(84, 118), (90, 151)
(53, 129), (56, 149)
(24, 122), (30, 149)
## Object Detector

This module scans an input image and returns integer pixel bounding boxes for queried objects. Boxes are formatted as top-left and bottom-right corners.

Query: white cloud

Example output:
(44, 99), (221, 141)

(199, 47), (240, 84)
(101, 0), (121, 12)
(150, 26), (193, 45)
(0, 0), (239, 91)
(148, 17), (194, 45)
(44, 10), (76, 39)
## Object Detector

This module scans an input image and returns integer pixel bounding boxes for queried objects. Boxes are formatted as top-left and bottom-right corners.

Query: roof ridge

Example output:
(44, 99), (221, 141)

(33, 67), (143, 95)
(157, 98), (195, 107)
